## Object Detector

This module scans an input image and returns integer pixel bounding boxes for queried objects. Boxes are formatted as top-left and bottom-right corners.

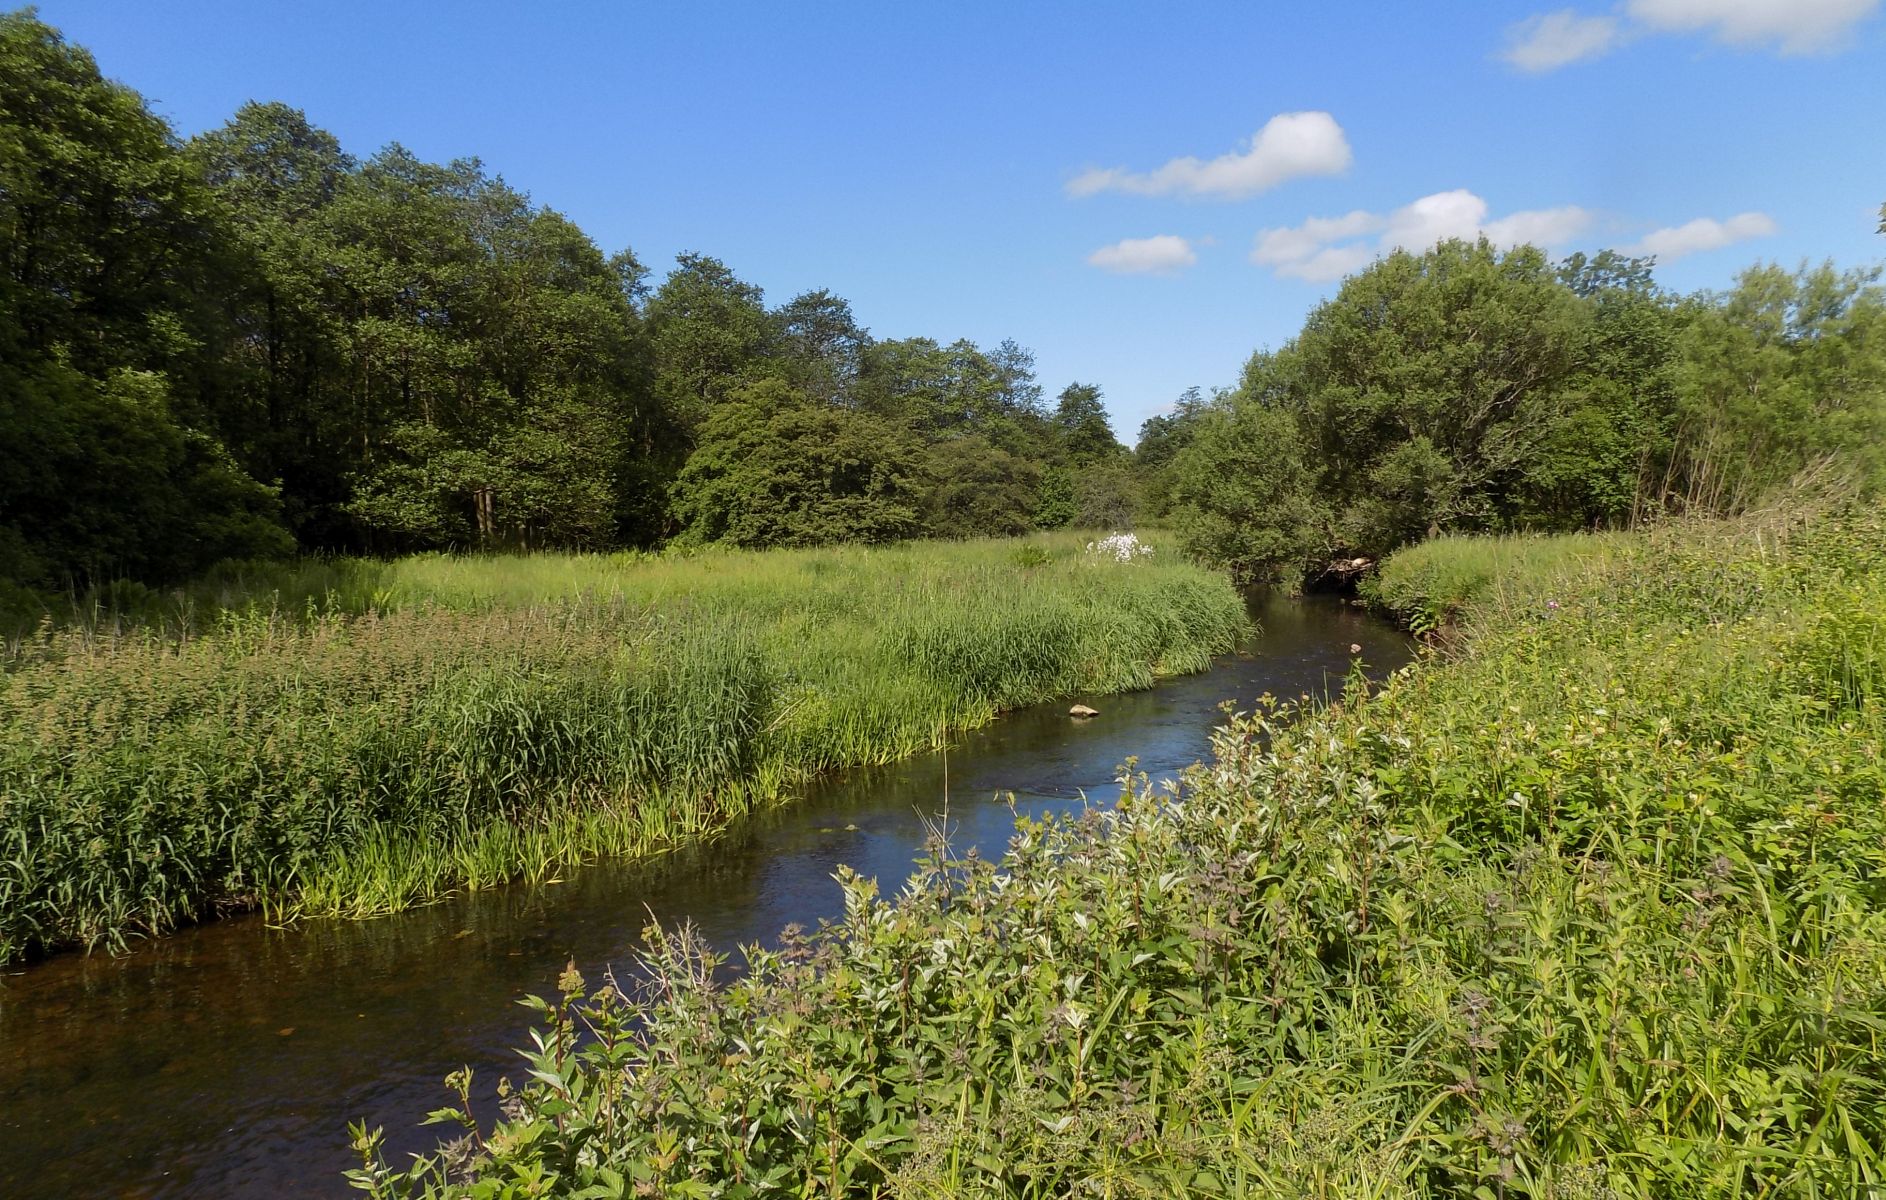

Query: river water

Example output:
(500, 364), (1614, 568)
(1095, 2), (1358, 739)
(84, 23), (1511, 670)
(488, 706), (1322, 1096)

(0, 593), (1410, 1198)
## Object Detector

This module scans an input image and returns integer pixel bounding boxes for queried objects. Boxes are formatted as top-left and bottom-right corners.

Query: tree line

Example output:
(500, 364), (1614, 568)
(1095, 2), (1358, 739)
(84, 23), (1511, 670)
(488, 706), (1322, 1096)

(1145, 239), (1886, 581)
(0, 11), (1133, 593)
(7, 10), (1882, 597)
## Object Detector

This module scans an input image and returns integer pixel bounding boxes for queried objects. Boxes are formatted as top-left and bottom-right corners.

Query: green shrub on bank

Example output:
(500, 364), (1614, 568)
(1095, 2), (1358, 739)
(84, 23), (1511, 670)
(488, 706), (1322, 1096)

(356, 507), (1886, 1198)
(0, 535), (1247, 963)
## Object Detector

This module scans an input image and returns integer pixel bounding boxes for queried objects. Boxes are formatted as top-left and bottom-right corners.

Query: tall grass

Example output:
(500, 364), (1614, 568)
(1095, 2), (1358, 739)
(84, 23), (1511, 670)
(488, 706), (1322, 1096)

(1360, 530), (1629, 637)
(355, 506), (1886, 1198)
(0, 534), (1249, 963)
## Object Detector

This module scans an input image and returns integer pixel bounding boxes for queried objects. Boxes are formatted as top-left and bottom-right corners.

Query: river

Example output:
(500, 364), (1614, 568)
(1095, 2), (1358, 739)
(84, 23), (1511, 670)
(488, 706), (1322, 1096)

(0, 593), (1410, 1197)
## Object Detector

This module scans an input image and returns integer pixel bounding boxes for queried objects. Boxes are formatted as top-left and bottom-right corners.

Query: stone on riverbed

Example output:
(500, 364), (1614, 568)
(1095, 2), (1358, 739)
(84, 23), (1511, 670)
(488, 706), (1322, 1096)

(1069, 704), (1099, 718)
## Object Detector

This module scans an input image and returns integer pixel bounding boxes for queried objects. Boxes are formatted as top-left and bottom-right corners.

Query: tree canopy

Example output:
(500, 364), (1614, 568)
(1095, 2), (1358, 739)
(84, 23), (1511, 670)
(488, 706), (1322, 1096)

(0, 10), (1123, 592)
(1169, 240), (1886, 580)
(4, 11), (1880, 593)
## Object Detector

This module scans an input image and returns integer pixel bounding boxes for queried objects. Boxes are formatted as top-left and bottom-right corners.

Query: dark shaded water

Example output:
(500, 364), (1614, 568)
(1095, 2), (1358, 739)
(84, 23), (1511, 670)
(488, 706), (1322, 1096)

(0, 594), (1410, 1198)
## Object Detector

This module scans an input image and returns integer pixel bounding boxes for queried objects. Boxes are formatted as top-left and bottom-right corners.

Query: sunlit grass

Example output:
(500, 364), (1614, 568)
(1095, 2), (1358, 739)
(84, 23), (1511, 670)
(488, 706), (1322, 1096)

(0, 533), (1248, 962)
(1360, 529), (1630, 636)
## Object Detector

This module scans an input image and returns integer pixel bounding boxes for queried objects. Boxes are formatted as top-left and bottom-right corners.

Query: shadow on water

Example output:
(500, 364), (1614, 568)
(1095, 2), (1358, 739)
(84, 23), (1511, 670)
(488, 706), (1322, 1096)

(0, 592), (1411, 1198)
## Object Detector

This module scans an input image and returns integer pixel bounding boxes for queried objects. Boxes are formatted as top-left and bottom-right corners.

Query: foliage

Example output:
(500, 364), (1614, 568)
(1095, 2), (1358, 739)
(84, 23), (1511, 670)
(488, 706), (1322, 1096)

(1133, 386), (1209, 519)
(356, 506), (1886, 1198)
(1052, 382), (1124, 465)
(670, 381), (925, 548)
(0, 13), (293, 586)
(0, 11), (1142, 593)
(917, 437), (1044, 539)
(1170, 240), (1886, 582)
(1662, 262), (1886, 512)
(1169, 394), (1326, 582)
(646, 252), (776, 430)
(0, 535), (1247, 963)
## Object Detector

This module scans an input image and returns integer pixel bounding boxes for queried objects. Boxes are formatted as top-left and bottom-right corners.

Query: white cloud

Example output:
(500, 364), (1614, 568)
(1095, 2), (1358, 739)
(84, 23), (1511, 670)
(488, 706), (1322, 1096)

(1627, 0), (1879, 51)
(1381, 189), (1496, 250)
(1503, 0), (1878, 69)
(1253, 190), (1596, 282)
(1276, 244), (1379, 283)
(1068, 112), (1353, 201)
(1087, 235), (1199, 274)
(1484, 205), (1600, 247)
(1251, 210), (1384, 267)
(1628, 211), (1778, 258)
(1501, 9), (1623, 70)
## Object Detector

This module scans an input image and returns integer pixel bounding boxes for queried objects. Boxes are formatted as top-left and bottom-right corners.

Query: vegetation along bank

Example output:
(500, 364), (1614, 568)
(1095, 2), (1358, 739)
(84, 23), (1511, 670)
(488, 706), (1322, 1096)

(0, 535), (1247, 964)
(352, 503), (1885, 1197)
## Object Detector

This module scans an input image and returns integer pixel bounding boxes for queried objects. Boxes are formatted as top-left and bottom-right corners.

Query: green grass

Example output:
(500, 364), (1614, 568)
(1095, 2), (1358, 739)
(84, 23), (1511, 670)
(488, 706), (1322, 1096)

(354, 505), (1886, 1198)
(0, 533), (1249, 963)
(1360, 530), (1629, 637)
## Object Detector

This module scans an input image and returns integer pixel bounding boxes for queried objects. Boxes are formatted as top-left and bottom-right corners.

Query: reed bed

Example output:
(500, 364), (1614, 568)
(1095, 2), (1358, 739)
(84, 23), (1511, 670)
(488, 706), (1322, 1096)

(0, 535), (1249, 963)
(355, 505), (1886, 1198)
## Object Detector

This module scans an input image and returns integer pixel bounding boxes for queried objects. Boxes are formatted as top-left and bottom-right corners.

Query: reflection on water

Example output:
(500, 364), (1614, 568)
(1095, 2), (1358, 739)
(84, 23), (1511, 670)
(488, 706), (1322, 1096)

(0, 593), (1409, 1198)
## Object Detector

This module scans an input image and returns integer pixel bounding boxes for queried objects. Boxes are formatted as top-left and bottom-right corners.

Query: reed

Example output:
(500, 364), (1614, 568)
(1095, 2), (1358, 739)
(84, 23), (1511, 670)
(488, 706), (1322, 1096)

(0, 533), (1248, 963)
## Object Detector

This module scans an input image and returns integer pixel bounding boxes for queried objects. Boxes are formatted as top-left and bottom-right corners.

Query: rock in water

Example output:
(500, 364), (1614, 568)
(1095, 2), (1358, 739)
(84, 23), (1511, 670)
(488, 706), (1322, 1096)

(1069, 704), (1099, 718)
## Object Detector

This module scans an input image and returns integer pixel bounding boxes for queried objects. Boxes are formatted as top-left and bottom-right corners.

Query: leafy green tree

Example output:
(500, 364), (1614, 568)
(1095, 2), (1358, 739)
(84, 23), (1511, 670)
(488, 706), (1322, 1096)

(1170, 393), (1326, 582)
(1134, 387), (1206, 469)
(774, 289), (870, 407)
(1032, 468), (1079, 530)
(918, 437), (1043, 538)
(855, 336), (1050, 456)
(327, 159), (650, 550)
(1664, 262), (1886, 511)
(4, 12), (1137, 571)
(189, 101), (358, 542)
(646, 254), (775, 431)
(1135, 386), (1210, 517)
(1288, 240), (1588, 551)
(1557, 248), (1658, 298)
(0, 361), (290, 585)
(0, 11), (289, 585)
(1072, 461), (1141, 529)
(671, 380), (923, 547)
(1053, 382), (1124, 464)
(1520, 257), (1676, 527)
(0, 10), (230, 389)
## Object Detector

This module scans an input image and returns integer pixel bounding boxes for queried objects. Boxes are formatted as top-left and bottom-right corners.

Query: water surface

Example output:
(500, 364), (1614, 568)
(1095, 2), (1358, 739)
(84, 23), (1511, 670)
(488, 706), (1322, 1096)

(0, 593), (1410, 1198)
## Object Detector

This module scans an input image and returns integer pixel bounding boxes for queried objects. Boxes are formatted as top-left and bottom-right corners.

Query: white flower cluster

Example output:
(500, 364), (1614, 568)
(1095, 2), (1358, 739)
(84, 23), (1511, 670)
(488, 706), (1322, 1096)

(1085, 532), (1154, 562)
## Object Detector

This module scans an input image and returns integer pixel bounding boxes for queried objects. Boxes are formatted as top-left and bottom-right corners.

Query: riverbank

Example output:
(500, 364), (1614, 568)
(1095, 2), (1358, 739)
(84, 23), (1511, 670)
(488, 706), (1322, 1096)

(358, 505), (1886, 1197)
(0, 592), (1399, 1199)
(0, 535), (1249, 965)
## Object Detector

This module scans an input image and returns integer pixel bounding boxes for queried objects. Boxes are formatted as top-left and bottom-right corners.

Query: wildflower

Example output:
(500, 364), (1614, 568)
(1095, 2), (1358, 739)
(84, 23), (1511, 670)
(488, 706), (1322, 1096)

(1084, 533), (1154, 562)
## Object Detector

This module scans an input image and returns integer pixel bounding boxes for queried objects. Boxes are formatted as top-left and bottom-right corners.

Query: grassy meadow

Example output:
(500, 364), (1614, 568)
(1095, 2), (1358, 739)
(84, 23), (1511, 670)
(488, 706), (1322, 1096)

(355, 503), (1886, 1198)
(0, 534), (1249, 964)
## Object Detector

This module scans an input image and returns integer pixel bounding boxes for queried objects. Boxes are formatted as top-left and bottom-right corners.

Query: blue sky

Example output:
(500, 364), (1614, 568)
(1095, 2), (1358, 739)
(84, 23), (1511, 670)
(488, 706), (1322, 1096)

(38, 1), (1886, 438)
